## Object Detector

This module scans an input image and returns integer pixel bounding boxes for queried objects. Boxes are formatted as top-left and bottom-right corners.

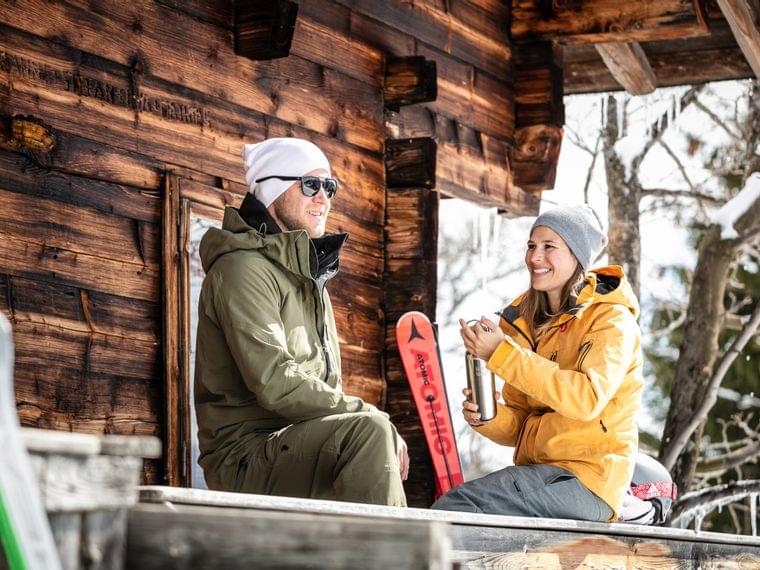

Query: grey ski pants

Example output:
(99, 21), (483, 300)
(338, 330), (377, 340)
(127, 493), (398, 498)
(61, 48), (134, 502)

(432, 463), (613, 522)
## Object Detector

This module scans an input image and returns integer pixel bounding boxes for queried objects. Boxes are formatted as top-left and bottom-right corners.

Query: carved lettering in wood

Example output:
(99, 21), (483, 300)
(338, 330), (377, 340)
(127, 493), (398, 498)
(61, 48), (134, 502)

(0, 52), (211, 127)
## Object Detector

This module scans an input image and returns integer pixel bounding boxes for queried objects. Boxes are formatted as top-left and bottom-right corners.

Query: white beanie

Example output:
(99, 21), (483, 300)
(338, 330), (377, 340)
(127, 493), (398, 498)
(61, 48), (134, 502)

(242, 138), (331, 207)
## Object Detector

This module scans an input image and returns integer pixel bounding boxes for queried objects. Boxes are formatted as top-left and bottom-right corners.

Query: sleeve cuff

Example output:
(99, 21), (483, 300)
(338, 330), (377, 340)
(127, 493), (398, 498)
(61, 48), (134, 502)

(487, 337), (519, 373)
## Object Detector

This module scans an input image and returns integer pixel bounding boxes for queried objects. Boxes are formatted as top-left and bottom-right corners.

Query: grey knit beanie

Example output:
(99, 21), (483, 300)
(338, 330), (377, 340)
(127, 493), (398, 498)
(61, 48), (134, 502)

(530, 205), (608, 270)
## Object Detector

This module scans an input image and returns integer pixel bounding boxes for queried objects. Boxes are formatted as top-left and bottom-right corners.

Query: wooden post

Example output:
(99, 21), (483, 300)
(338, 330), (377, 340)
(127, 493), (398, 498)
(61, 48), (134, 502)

(383, 174), (439, 507)
(384, 56), (438, 112)
(596, 42), (657, 95)
(512, 42), (564, 193)
(234, 0), (298, 61)
(385, 138), (437, 189)
(162, 172), (188, 487)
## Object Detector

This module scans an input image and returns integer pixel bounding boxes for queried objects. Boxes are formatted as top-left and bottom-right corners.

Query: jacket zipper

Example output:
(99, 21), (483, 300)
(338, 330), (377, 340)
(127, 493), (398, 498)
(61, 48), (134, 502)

(577, 341), (593, 370)
(311, 280), (332, 381)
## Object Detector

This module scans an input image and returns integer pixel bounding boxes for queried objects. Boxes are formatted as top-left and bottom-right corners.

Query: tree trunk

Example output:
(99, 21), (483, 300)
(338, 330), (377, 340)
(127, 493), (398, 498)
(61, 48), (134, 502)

(660, 81), (760, 493)
(659, 226), (736, 492)
(603, 94), (641, 299)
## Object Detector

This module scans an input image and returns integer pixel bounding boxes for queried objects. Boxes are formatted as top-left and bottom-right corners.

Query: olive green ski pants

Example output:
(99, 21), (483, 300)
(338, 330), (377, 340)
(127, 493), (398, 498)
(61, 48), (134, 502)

(226, 412), (407, 507)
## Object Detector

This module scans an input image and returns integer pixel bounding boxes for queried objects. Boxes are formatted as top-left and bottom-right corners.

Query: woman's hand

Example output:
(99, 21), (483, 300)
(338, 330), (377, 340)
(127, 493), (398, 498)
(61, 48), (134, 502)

(459, 316), (504, 361)
(461, 387), (500, 426)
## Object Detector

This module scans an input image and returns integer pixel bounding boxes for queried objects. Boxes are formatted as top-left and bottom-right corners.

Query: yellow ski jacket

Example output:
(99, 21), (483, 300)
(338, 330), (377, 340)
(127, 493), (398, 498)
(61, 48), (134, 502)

(475, 266), (643, 519)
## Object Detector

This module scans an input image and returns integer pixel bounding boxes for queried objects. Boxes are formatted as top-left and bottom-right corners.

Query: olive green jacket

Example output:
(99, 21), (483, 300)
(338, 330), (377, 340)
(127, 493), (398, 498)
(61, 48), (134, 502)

(194, 206), (373, 486)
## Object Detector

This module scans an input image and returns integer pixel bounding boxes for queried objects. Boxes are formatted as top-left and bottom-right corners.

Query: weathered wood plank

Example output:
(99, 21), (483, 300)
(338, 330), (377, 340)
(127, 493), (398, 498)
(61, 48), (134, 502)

(717, 0), (760, 78)
(383, 187), (439, 507)
(81, 509), (128, 570)
(0, 275), (160, 342)
(512, 125), (564, 195)
(30, 453), (143, 511)
(234, 0), (298, 61)
(1, 0), (384, 153)
(596, 42), (657, 95)
(452, 525), (760, 567)
(0, 234), (159, 301)
(384, 56), (438, 112)
(563, 17), (754, 93)
(12, 321), (159, 381)
(0, 188), (160, 267)
(0, 31), (387, 228)
(514, 41), (564, 128)
(47, 511), (80, 570)
(14, 362), (161, 435)
(0, 144), (160, 223)
(511, 0), (710, 44)
(163, 173), (183, 487)
(126, 503), (451, 570)
(333, 0), (511, 79)
(386, 138), (437, 189)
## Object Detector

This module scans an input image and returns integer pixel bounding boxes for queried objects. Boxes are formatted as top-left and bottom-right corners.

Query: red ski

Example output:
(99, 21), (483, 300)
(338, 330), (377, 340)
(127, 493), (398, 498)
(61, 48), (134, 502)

(396, 311), (463, 499)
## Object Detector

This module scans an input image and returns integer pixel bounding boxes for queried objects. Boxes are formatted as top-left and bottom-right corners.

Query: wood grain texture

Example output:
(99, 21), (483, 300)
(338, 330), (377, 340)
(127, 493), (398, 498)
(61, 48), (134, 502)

(717, 0), (760, 78)
(595, 42), (657, 95)
(383, 187), (440, 507)
(511, 0), (711, 44)
(563, 19), (754, 93)
(126, 503), (451, 570)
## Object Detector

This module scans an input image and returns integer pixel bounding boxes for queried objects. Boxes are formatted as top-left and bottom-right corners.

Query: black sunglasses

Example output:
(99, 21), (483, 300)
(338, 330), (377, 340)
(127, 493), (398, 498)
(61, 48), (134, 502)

(255, 175), (339, 198)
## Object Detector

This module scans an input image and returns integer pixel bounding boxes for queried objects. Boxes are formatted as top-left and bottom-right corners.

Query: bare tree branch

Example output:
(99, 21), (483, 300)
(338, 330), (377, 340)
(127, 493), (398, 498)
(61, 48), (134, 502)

(640, 188), (725, 206)
(697, 438), (760, 476)
(669, 479), (760, 528)
(582, 134), (602, 205)
(629, 85), (705, 176)
(662, 301), (760, 471)
(692, 98), (743, 140)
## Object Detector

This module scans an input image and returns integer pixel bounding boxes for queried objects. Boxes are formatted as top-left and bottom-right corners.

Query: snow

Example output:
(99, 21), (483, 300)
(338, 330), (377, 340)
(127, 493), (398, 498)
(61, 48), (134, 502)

(710, 172), (760, 239)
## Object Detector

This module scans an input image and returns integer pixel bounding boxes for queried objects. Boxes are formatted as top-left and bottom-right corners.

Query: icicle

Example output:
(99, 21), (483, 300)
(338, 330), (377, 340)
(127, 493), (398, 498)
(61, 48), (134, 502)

(694, 506), (706, 532)
(751, 493), (758, 537)
(616, 92), (625, 137)
(492, 209), (502, 261)
(479, 208), (489, 292)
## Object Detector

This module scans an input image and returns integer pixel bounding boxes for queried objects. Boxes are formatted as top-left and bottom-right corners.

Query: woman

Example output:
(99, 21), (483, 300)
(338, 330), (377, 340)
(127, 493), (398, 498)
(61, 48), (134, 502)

(433, 205), (643, 522)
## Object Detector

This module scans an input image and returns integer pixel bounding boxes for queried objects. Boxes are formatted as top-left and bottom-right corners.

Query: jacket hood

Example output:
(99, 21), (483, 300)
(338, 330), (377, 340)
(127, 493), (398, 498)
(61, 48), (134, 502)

(503, 265), (640, 323)
(574, 265), (639, 319)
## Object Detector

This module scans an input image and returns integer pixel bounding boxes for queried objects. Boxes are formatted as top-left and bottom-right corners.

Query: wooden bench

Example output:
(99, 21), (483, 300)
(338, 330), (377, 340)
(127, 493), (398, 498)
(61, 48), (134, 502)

(137, 486), (760, 569)
(20, 428), (161, 570)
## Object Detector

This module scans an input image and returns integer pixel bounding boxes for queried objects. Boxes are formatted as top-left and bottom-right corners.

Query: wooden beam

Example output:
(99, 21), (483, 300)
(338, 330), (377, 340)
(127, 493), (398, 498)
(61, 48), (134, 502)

(385, 138), (437, 189)
(512, 125), (563, 194)
(717, 0), (760, 78)
(563, 19), (754, 94)
(234, 0), (298, 60)
(511, 0), (711, 44)
(596, 42), (657, 95)
(384, 56), (437, 112)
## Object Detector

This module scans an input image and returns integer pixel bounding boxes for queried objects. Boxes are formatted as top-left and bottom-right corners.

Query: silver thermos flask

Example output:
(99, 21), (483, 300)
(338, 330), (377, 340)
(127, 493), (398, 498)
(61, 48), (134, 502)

(465, 352), (497, 422)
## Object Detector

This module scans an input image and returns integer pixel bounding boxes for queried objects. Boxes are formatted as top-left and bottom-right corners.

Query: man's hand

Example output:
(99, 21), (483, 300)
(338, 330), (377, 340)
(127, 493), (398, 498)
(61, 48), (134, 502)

(459, 317), (503, 361)
(397, 432), (409, 481)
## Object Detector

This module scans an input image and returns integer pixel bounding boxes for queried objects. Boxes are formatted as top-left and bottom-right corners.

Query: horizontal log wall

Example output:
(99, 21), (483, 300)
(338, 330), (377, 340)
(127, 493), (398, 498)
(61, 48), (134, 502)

(0, 0), (523, 491)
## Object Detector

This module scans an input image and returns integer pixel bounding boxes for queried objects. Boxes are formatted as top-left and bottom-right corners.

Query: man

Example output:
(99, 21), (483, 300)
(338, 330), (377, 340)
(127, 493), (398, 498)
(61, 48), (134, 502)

(194, 137), (408, 506)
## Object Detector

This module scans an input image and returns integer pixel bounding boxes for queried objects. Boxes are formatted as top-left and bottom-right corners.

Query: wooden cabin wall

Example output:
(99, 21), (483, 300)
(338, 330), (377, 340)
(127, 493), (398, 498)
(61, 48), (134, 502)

(0, 0), (525, 495)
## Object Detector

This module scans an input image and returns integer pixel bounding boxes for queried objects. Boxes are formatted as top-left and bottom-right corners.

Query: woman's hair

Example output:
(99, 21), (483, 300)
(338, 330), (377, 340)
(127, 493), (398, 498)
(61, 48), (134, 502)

(519, 263), (586, 338)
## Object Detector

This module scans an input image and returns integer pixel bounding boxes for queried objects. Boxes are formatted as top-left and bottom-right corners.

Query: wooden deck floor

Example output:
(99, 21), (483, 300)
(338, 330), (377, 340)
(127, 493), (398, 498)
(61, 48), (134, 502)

(135, 486), (760, 569)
